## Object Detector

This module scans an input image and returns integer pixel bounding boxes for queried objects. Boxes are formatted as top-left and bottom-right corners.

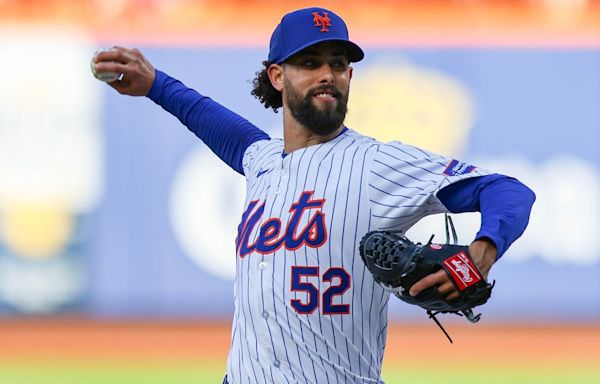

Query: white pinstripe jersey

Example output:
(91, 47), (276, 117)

(227, 128), (491, 383)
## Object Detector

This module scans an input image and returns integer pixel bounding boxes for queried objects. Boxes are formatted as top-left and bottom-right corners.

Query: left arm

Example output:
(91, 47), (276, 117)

(437, 174), (536, 259)
(409, 174), (536, 299)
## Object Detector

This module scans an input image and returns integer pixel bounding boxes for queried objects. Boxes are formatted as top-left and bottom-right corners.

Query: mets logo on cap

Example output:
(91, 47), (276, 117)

(267, 7), (365, 64)
(313, 11), (331, 32)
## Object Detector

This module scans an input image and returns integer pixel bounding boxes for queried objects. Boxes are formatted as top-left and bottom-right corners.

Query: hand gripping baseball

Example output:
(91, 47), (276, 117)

(359, 231), (494, 343)
(91, 46), (156, 96)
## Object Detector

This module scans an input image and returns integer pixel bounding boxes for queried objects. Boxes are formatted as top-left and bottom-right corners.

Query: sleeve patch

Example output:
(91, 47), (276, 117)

(443, 159), (476, 176)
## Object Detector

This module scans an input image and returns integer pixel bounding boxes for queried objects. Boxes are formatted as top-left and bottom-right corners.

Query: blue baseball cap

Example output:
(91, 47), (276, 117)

(268, 7), (364, 64)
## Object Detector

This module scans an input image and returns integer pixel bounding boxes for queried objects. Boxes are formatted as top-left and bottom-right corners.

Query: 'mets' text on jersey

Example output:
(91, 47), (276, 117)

(227, 129), (490, 384)
(236, 191), (327, 257)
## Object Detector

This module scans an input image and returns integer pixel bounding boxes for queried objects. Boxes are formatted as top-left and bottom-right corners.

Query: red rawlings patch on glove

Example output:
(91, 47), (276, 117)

(442, 251), (482, 291)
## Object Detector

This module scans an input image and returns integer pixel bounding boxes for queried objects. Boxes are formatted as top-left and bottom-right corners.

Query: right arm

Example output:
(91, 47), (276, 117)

(92, 47), (270, 175)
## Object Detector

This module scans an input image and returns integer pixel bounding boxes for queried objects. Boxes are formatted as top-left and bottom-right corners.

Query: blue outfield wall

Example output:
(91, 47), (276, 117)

(2, 47), (599, 322)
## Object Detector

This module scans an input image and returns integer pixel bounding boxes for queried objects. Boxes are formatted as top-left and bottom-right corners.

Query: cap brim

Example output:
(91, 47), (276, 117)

(279, 38), (364, 63)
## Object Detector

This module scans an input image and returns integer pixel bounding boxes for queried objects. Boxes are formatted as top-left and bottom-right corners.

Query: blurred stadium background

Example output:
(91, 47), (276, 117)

(0, 0), (599, 383)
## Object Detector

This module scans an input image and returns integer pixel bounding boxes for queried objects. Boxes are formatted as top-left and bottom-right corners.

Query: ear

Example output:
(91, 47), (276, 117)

(267, 63), (284, 92)
(349, 66), (353, 80)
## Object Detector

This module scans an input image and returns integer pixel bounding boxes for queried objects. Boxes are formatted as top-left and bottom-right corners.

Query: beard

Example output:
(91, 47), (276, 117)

(284, 79), (349, 136)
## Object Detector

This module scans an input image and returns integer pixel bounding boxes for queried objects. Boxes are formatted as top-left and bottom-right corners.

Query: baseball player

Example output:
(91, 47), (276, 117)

(92, 7), (535, 384)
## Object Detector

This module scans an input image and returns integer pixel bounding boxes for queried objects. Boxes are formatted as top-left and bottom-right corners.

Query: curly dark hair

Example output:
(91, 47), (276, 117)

(251, 60), (283, 112)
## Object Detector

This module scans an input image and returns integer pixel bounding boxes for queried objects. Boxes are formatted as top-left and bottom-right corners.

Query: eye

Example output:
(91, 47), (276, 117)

(302, 59), (319, 68)
(331, 59), (349, 70)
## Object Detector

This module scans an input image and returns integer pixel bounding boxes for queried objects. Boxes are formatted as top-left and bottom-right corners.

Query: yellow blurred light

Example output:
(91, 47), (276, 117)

(347, 62), (474, 155)
(1, 203), (73, 260)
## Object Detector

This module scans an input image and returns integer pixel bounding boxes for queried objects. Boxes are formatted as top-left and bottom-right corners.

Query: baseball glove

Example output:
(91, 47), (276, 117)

(359, 229), (494, 342)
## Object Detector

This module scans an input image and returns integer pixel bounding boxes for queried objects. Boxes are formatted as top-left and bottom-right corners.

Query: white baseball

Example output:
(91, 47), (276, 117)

(90, 47), (121, 83)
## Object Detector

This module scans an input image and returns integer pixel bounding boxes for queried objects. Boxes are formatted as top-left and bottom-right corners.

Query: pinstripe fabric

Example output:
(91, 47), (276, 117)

(226, 130), (491, 383)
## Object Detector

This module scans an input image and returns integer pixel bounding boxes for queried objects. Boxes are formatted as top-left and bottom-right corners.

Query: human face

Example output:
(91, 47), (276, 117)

(281, 43), (352, 136)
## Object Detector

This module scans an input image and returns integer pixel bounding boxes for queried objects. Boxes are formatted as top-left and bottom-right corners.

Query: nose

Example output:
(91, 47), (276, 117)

(317, 64), (335, 84)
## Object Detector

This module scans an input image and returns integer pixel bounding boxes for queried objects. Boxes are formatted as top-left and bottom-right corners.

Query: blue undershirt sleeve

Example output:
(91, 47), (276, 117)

(146, 69), (270, 175)
(436, 174), (535, 259)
